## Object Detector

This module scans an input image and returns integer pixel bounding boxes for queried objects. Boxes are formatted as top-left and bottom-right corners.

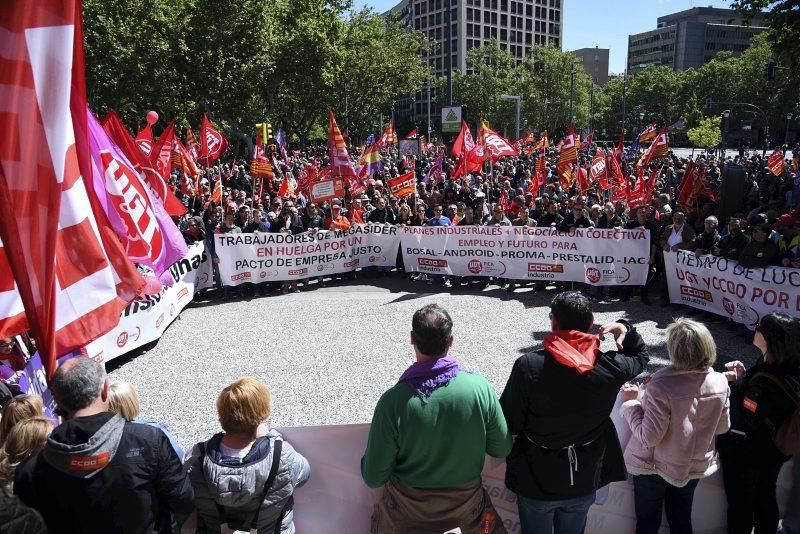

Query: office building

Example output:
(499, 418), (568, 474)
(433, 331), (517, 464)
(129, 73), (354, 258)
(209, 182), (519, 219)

(627, 6), (766, 75)
(387, 0), (564, 124)
(572, 46), (609, 85)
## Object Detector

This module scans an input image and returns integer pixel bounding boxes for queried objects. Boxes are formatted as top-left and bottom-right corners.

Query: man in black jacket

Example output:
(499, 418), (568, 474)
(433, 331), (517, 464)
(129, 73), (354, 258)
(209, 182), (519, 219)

(500, 291), (648, 534)
(14, 357), (194, 534)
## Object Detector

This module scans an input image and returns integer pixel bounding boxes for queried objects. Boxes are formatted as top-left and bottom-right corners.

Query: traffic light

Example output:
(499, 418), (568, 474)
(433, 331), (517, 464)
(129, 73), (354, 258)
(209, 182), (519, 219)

(766, 58), (776, 81)
(255, 123), (267, 142)
(267, 123), (273, 141)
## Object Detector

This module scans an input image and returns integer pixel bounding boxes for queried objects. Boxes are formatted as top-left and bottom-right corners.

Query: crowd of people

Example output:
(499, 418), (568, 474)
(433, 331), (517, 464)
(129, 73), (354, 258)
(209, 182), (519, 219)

(173, 139), (800, 305)
(0, 294), (798, 534)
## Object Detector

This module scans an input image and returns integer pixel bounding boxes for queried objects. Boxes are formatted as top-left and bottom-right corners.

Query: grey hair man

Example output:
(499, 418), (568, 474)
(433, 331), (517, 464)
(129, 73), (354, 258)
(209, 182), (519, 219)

(14, 357), (194, 534)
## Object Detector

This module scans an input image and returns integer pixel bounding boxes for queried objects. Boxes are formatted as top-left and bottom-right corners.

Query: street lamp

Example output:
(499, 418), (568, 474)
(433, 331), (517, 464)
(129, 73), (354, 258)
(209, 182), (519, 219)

(722, 110), (731, 157)
(568, 64), (576, 125)
(786, 112), (794, 147)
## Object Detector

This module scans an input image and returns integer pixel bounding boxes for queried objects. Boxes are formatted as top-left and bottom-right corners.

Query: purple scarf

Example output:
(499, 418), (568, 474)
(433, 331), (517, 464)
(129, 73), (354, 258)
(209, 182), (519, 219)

(398, 355), (460, 402)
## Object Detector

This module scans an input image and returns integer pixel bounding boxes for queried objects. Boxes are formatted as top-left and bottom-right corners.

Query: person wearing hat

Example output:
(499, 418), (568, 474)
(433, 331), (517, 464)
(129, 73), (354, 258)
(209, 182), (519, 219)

(324, 204), (351, 232)
(775, 214), (800, 266)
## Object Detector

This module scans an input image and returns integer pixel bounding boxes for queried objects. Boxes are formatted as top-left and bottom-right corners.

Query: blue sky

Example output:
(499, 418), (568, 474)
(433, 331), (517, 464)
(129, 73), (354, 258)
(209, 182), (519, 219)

(354, 0), (733, 73)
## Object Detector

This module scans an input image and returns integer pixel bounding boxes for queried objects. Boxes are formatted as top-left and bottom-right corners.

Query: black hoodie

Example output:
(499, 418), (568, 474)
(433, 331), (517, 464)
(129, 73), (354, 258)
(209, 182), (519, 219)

(15, 412), (193, 534)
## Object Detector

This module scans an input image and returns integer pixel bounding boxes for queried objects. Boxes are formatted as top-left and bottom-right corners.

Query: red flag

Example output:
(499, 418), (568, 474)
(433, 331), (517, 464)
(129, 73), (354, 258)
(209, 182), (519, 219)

(199, 114), (228, 165)
(211, 173), (223, 204)
(0, 0), (145, 376)
(677, 161), (700, 208)
(767, 149), (786, 176)
(135, 124), (155, 157)
(404, 128), (418, 139)
(150, 120), (175, 182)
(328, 109), (358, 179)
(639, 123), (658, 143)
(104, 110), (185, 217)
(576, 166), (590, 194)
(387, 171), (416, 198)
(579, 131), (595, 152)
(528, 150), (548, 194)
(610, 155), (627, 202)
(590, 149), (609, 189)
(171, 137), (200, 178)
(638, 127), (669, 169)
(250, 135), (273, 180)
(451, 120), (470, 157)
(627, 167), (647, 209)
(556, 125), (578, 188)
(277, 176), (295, 198)
(185, 126), (200, 161)
(479, 120), (518, 161)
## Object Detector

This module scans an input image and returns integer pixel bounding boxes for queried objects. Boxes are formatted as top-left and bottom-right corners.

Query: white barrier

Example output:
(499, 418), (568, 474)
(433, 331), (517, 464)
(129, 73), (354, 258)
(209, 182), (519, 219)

(665, 251), (800, 326)
(215, 226), (400, 285)
(274, 393), (795, 534)
(85, 243), (214, 362)
(400, 226), (651, 285)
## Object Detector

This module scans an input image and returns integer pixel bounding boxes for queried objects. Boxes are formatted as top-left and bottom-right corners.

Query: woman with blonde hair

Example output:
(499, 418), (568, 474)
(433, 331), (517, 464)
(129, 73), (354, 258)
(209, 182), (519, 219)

(0, 416), (52, 493)
(619, 318), (730, 534)
(186, 377), (310, 533)
(107, 380), (184, 461)
(0, 395), (43, 447)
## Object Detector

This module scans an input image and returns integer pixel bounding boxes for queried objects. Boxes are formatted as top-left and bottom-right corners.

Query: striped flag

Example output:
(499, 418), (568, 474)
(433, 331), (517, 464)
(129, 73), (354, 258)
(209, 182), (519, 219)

(0, 0), (145, 376)
(328, 109), (358, 179)
(767, 149), (786, 176)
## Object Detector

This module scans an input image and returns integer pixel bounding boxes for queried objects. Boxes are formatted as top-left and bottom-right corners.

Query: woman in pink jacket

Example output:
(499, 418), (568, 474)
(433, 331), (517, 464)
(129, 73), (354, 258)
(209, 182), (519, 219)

(619, 318), (730, 534)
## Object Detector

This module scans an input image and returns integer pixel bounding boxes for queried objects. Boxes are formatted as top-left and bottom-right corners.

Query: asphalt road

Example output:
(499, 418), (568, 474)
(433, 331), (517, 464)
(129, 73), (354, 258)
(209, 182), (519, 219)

(108, 277), (761, 450)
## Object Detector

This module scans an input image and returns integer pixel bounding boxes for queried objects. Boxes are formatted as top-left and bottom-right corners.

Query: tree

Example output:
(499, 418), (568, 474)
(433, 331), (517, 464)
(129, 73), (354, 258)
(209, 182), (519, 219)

(732, 1), (800, 68)
(687, 116), (722, 149)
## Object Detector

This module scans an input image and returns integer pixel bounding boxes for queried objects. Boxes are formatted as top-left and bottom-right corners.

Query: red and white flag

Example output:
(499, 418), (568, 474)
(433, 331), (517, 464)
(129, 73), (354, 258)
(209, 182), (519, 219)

(328, 109), (358, 179)
(638, 127), (669, 169)
(103, 109), (186, 217)
(135, 124), (155, 157)
(479, 121), (518, 161)
(199, 114), (228, 165)
(185, 126), (200, 161)
(767, 149), (786, 176)
(0, 0), (144, 376)
(590, 149), (609, 190)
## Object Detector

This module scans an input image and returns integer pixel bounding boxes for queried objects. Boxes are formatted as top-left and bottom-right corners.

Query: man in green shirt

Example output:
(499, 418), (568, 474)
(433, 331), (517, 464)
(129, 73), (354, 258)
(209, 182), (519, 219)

(361, 304), (512, 533)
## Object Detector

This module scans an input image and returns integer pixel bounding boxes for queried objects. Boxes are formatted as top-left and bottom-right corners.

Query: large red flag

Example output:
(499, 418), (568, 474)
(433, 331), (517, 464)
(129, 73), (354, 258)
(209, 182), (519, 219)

(556, 125), (578, 188)
(528, 150), (548, 194)
(151, 120), (175, 181)
(199, 114), (228, 165)
(610, 155), (627, 203)
(135, 124), (155, 157)
(638, 127), (669, 169)
(0, 0), (144, 376)
(451, 120), (470, 157)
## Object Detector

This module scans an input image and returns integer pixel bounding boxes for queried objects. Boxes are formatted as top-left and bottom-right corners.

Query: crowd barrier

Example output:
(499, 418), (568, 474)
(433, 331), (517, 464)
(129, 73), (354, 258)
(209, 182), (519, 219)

(215, 226), (651, 286)
(666, 250), (800, 326)
(178, 393), (796, 533)
(85, 243), (214, 363)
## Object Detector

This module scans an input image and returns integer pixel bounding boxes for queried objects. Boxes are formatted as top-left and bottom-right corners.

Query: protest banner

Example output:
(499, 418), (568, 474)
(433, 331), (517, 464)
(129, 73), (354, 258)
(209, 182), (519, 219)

(271, 394), (796, 534)
(215, 225), (401, 285)
(310, 177), (345, 203)
(400, 226), (650, 285)
(84, 243), (214, 363)
(664, 251), (800, 326)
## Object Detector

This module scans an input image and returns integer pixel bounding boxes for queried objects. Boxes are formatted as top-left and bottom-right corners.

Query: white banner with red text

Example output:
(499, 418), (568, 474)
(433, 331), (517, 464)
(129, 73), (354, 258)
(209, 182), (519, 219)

(664, 251), (800, 327)
(399, 226), (651, 285)
(85, 243), (214, 363)
(250, 395), (796, 534)
(214, 226), (401, 285)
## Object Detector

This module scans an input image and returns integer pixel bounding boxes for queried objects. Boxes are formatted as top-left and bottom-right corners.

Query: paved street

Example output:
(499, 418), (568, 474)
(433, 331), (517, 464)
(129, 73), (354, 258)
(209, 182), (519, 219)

(108, 278), (761, 449)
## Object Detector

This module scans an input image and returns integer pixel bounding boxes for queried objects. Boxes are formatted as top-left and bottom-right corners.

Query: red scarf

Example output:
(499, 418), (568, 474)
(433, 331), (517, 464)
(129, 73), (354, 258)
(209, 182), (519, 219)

(542, 330), (600, 374)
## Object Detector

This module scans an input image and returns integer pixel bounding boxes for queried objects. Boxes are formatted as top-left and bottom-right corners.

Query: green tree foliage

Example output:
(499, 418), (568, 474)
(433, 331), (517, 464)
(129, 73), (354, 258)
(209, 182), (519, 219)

(83, 0), (428, 143)
(450, 42), (590, 138)
(687, 116), (722, 148)
(732, 0), (800, 69)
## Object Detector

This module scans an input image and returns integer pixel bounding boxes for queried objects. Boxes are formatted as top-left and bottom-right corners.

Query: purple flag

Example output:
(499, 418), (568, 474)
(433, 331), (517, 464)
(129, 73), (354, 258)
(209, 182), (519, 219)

(423, 153), (444, 185)
(87, 109), (188, 286)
